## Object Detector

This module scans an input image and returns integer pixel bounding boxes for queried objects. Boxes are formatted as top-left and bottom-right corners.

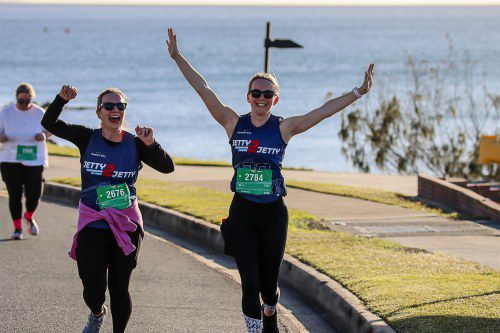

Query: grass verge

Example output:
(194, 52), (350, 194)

(286, 179), (460, 219)
(47, 142), (80, 158)
(47, 142), (230, 166)
(47, 142), (309, 170)
(51, 177), (499, 333)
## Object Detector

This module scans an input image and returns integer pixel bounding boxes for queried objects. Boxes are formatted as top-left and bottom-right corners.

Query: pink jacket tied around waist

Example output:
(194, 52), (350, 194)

(69, 200), (144, 261)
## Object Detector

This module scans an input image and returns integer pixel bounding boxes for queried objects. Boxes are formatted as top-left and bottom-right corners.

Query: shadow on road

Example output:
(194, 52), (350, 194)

(0, 238), (15, 242)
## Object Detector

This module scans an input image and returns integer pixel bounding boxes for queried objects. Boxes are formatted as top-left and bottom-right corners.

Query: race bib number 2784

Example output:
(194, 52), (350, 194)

(236, 168), (272, 195)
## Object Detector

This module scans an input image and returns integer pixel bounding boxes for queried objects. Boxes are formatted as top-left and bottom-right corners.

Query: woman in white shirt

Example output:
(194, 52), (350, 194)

(0, 83), (51, 240)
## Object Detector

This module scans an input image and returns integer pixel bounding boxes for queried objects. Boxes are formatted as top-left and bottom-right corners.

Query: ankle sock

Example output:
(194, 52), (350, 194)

(13, 219), (22, 230)
(244, 314), (262, 333)
(24, 211), (35, 220)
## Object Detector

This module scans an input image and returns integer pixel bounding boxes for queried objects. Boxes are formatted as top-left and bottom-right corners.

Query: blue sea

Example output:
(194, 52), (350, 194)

(1, 5), (499, 172)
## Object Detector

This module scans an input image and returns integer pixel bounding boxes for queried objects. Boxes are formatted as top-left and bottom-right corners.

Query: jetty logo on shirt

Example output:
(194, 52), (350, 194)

(83, 161), (136, 178)
(232, 139), (281, 155)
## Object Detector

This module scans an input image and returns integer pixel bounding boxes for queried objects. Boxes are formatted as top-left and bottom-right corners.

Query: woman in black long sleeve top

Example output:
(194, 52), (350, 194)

(42, 85), (174, 333)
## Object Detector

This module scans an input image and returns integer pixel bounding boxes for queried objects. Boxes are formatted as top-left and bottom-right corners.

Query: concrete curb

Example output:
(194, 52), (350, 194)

(43, 182), (396, 333)
(418, 173), (500, 222)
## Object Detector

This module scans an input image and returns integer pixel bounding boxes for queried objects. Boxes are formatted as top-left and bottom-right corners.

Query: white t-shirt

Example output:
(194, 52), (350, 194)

(0, 103), (49, 167)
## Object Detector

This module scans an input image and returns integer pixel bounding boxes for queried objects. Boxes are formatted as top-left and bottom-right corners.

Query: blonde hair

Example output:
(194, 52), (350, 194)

(16, 83), (36, 98)
(247, 72), (279, 96)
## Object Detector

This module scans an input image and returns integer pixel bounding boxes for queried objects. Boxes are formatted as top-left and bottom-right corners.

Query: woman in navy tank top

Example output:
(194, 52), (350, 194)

(42, 85), (174, 333)
(167, 28), (373, 333)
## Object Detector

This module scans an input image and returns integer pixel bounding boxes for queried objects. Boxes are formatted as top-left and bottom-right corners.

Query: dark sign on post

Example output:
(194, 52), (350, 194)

(264, 22), (303, 73)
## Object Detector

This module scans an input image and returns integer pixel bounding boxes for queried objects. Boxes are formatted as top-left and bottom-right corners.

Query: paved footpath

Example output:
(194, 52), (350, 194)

(34, 156), (500, 269)
(0, 196), (335, 333)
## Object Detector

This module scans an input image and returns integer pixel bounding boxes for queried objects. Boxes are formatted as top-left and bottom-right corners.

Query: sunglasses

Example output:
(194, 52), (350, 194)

(249, 89), (275, 99)
(100, 102), (127, 111)
(17, 98), (31, 105)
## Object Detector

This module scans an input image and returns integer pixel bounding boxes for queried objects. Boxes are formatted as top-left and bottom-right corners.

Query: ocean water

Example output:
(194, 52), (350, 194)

(1, 5), (499, 172)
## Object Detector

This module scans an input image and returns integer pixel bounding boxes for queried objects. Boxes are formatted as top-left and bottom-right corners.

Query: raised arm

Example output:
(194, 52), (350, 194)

(280, 64), (374, 143)
(166, 28), (238, 138)
(41, 85), (93, 152)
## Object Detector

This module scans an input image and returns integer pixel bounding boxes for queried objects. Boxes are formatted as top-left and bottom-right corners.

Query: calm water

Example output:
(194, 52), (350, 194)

(1, 5), (499, 172)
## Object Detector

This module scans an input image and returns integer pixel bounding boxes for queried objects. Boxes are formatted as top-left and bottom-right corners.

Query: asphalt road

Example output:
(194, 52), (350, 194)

(0, 195), (336, 333)
(0, 196), (248, 332)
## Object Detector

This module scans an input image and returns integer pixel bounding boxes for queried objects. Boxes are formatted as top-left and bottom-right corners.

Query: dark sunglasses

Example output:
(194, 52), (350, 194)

(17, 98), (31, 105)
(249, 89), (275, 99)
(100, 102), (127, 111)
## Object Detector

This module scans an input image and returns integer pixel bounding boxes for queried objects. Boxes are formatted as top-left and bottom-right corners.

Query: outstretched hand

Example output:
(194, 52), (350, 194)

(166, 28), (180, 60)
(358, 63), (375, 95)
(135, 125), (154, 146)
(59, 85), (78, 102)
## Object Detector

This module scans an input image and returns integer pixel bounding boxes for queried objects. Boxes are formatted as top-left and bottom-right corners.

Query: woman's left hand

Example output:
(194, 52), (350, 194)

(34, 133), (46, 141)
(358, 63), (375, 95)
(135, 126), (154, 146)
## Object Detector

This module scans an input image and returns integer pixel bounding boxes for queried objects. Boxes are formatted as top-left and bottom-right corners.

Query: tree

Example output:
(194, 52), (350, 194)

(339, 37), (499, 180)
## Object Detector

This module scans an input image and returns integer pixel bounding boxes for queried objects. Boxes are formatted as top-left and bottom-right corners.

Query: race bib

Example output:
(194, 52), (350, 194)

(236, 168), (272, 195)
(96, 183), (131, 210)
(16, 145), (37, 161)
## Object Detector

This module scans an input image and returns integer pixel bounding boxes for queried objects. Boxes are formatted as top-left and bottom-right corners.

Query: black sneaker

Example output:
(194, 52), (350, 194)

(11, 229), (23, 240)
(262, 307), (279, 333)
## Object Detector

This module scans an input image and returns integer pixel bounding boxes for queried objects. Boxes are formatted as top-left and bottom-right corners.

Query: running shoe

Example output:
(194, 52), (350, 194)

(262, 307), (279, 333)
(82, 305), (107, 333)
(24, 216), (39, 236)
(11, 229), (23, 240)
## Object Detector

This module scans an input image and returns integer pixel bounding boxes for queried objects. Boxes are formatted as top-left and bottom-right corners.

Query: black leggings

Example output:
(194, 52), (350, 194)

(221, 193), (289, 319)
(76, 226), (142, 333)
(0, 162), (44, 220)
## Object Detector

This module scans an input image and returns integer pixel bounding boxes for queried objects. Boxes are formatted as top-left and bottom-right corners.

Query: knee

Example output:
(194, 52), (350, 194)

(8, 187), (23, 201)
(82, 278), (106, 298)
(241, 277), (260, 300)
(108, 283), (130, 301)
(261, 287), (280, 306)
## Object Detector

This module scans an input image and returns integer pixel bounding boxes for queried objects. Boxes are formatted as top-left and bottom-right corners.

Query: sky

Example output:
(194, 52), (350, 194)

(1, 0), (500, 5)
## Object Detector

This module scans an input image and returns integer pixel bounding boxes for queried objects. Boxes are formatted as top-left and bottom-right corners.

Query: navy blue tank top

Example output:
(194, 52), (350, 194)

(229, 113), (287, 203)
(80, 129), (141, 228)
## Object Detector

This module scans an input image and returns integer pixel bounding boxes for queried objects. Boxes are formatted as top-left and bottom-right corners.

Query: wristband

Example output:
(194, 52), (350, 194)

(352, 87), (362, 98)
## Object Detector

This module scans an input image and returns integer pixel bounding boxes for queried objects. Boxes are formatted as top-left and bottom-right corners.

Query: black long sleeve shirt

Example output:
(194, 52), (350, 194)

(41, 95), (175, 174)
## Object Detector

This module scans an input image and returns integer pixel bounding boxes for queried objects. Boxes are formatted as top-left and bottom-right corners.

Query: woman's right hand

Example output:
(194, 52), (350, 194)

(166, 28), (180, 60)
(59, 85), (78, 102)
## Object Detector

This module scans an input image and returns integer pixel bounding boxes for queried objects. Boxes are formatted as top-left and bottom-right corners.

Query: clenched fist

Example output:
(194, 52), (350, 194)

(135, 126), (154, 146)
(59, 85), (78, 102)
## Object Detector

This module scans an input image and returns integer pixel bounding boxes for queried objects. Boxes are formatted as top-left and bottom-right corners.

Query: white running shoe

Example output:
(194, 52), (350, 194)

(24, 217), (39, 236)
(11, 229), (23, 240)
(82, 305), (107, 333)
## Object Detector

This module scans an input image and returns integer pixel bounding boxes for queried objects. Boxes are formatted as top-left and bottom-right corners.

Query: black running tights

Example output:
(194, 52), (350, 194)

(0, 162), (44, 220)
(222, 193), (289, 319)
(76, 226), (142, 333)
